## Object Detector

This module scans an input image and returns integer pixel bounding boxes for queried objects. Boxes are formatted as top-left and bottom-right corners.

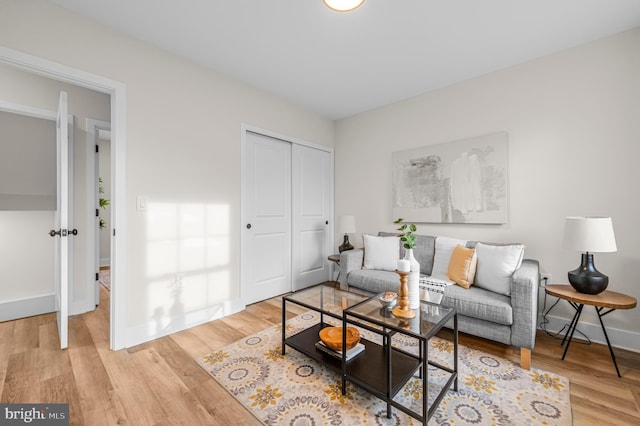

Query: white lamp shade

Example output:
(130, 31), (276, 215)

(337, 215), (356, 234)
(563, 216), (617, 252)
(323, 0), (365, 12)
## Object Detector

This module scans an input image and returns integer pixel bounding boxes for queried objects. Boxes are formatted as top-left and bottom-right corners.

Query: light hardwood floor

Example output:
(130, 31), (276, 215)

(1, 283), (639, 425)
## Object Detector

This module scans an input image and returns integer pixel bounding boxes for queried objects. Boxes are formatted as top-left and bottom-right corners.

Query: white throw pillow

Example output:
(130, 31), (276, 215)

(362, 234), (400, 272)
(474, 242), (525, 296)
(430, 236), (468, 279)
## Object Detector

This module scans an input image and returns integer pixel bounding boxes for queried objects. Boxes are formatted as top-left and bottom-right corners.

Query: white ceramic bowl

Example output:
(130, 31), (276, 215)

(379, 292), (398, 309)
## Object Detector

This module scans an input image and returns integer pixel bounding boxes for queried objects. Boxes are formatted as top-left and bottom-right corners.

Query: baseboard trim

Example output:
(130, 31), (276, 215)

(537, 313), (640, 353)
(124, 298), (246, 348)
(0, 293), (55, 322)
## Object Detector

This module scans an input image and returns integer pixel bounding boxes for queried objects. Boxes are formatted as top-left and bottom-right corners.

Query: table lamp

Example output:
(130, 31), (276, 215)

(562, 216), (617, 294)
(337, 215), (356, 252)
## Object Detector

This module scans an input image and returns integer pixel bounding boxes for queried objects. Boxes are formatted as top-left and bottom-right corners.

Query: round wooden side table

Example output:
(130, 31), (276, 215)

(545, 284), (637, 377)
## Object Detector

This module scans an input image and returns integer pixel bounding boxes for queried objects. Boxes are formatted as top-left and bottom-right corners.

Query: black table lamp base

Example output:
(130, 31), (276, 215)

(338, 234), (353, 253)
(568, 252), (608, 295)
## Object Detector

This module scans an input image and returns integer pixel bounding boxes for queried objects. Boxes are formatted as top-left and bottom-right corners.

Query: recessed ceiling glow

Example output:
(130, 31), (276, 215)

(323, 0), (365, 13)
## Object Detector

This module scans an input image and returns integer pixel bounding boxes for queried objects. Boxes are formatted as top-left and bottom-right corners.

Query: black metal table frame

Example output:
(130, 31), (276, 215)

(281, 287), (459, 425)
(343, 298), (459, 424)
(561, 300), (622, 377)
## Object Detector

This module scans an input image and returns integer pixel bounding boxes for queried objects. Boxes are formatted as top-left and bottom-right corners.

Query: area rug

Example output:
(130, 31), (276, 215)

(197, 311), (571, 425)
(99, 269), (110, 291)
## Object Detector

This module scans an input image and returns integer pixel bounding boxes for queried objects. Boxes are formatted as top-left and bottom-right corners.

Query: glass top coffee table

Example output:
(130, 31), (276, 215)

(282, 285), (458, 425)
(345, 296), (458, 424)
(281, 284), (371, 364)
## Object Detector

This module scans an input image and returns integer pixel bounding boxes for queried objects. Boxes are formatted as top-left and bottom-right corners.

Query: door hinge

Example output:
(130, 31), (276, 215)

(113, 229), (116, 237)
(96, 272), (99, 281)
(95, 144), (99, 153)
(96, 208), (99, 217)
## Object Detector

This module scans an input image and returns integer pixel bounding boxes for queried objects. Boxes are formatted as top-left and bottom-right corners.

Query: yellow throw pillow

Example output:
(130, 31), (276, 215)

(447, 245), (477, 288)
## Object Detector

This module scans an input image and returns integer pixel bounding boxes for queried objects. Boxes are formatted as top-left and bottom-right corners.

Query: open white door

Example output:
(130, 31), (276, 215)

(53, 91), (69, 349)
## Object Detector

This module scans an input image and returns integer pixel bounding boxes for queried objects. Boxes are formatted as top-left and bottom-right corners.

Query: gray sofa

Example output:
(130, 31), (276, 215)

(338, 233), (540, 369)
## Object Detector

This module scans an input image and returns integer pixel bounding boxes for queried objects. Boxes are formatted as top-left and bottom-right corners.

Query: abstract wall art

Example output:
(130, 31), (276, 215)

(392, 132), (508, 224)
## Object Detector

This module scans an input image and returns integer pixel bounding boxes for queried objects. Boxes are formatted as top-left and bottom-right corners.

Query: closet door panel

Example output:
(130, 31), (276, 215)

(292, 144), (331, 290)
(242, 132), (292, 304)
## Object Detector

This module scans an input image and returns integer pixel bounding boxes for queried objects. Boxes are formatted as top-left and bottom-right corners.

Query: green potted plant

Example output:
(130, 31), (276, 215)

(394, 218), (417, 249)
(394, 218), (420, 309)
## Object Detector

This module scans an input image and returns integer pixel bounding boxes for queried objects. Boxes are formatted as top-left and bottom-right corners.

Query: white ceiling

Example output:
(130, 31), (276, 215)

(50, 0), (640, 119)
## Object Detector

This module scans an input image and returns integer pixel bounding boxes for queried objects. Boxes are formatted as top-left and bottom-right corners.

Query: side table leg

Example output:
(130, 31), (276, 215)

(561, 304), (584, 360)
(596, 307), (622, 378)
(561, 301), (580, 347)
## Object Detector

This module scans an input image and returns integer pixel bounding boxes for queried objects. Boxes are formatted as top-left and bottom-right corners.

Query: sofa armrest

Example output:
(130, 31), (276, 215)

(510, 259), (540, 350)
(338, 249), (364, 289)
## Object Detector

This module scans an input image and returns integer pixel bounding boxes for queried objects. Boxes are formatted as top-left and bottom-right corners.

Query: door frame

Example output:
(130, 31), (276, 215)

(240, 123), (335, 304)
(0, 46), (128, 350)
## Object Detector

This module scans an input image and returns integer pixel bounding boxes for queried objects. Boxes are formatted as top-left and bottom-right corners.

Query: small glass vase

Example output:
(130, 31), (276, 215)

(404, 248), (420, 309)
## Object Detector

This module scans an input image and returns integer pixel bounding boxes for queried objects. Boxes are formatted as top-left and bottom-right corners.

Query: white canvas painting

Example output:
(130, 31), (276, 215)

(392, 132), (508, 224)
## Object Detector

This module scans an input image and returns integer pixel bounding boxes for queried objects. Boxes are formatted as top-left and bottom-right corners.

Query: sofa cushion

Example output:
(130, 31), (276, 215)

(474, 242), (525, 296)
(347, 269), (400, 295)
(442, 285), (513, 326)
(431, 236), (468, 279)
(362, 234), (399, 271)
(447, 245), (477, 288)
(378, 232), (436, 275)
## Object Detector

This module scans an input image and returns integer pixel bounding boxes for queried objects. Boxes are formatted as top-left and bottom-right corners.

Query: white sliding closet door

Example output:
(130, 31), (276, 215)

(292, 144), (331, 290)
(243, 132), (292, 305)
(242, 129), (332, 304)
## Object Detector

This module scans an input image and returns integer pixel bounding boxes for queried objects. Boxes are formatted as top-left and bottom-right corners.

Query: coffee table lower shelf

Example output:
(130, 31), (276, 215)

(284, 323), (421, 399)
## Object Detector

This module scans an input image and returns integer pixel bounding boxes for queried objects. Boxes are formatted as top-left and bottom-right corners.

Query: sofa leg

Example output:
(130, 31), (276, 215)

(520, 348), (531, 370)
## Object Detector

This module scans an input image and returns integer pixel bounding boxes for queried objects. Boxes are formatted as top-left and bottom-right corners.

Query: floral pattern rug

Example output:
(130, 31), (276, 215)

(197, 311), (571, 425)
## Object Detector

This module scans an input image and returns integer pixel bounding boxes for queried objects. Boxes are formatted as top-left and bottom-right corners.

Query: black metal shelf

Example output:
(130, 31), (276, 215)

(284, 323), (421, 399)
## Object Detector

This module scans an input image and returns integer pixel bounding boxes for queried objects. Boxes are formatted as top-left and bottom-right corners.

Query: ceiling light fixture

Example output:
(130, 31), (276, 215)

(323, 0), (365, 13)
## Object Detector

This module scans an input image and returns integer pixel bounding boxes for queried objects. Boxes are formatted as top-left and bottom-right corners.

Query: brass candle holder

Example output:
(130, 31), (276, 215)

(393, 270), (416, 319)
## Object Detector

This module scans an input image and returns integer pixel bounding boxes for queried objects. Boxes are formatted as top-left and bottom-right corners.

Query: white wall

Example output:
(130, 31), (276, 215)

(0, 111), (56, 309)
(0, 0), (334, 345)
(0, 111), (56, 209)
(335, 28), (640, 351)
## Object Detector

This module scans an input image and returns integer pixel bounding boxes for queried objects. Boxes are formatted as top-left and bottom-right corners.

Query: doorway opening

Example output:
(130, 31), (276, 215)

(0, 46), (127, 350)
(86, 119), (112, 309)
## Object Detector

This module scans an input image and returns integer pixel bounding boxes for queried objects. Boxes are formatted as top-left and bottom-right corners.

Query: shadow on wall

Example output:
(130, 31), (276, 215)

(146, 202), (231, 337)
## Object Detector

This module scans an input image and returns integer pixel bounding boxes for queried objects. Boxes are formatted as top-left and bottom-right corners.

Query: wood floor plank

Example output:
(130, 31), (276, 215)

(41, 372), (83, 426)
(186, 379), (262, 426)
(0, 320), (15, 398)
(147, 336), (212, 390)
(129, 346), (212, 425)
(1, 282), (639, 425)
(10, 315), (40, 354)
(220, 310), (273, 337)
(169, 317), (248, 360)
(244, 301), (283, 324)
(67, 316), (125, 425)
